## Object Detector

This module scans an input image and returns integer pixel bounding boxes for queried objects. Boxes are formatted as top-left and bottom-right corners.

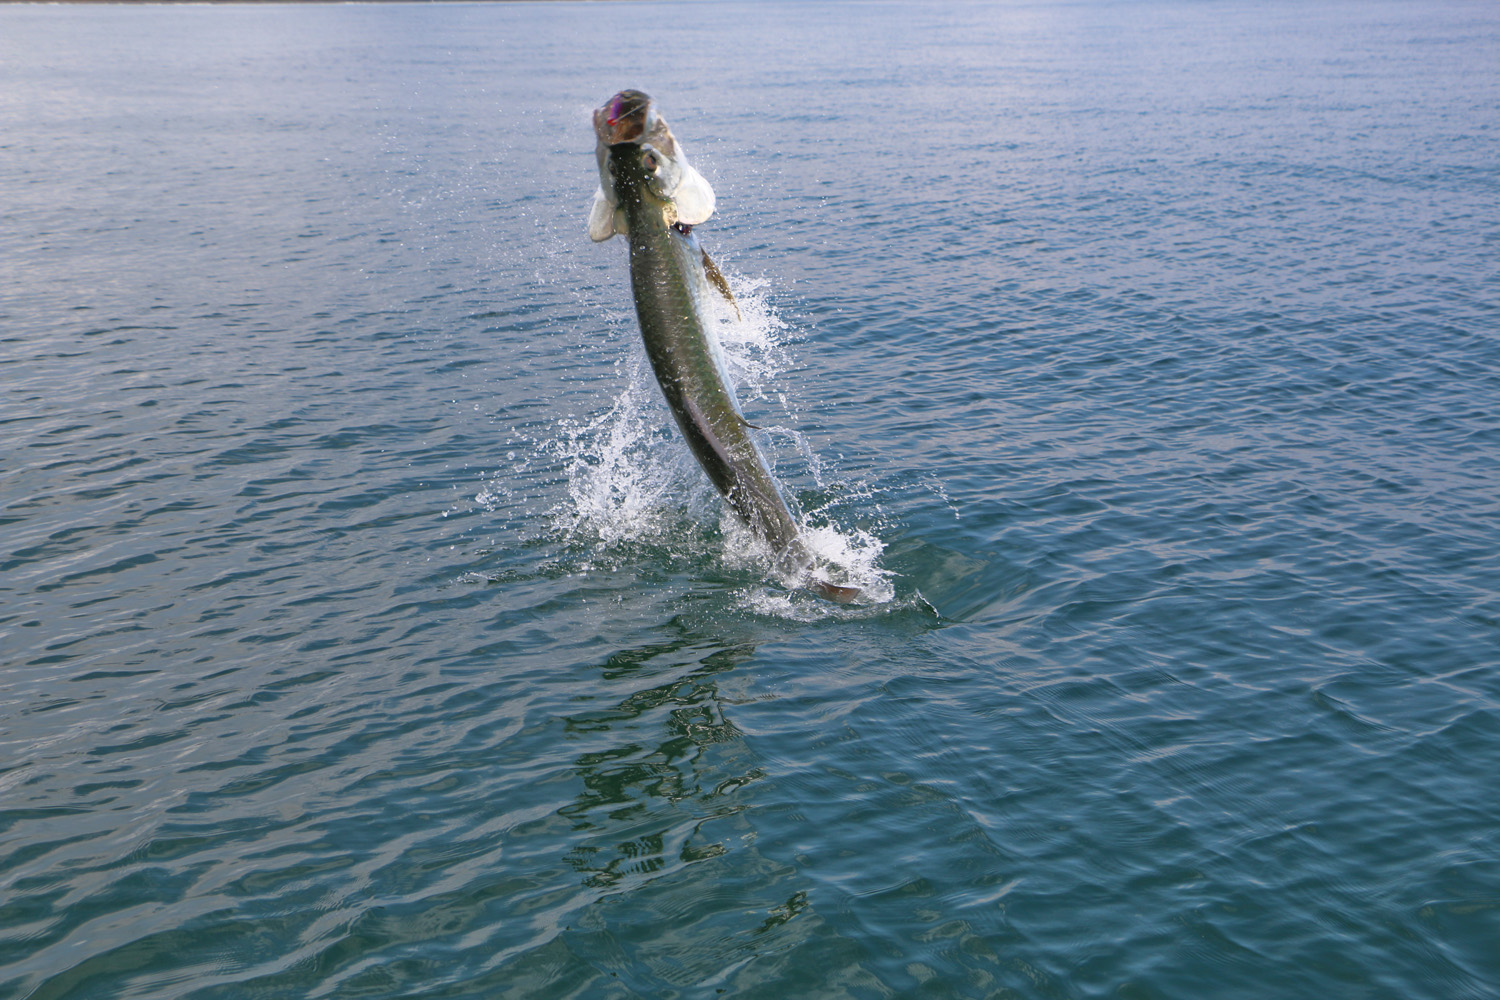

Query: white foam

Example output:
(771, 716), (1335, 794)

(509, 274), (895, 609)
(549, 380), (697, 550)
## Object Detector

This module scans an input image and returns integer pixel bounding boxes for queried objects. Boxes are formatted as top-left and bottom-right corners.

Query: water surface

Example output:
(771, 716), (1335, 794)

(3, 2), (1499, 998)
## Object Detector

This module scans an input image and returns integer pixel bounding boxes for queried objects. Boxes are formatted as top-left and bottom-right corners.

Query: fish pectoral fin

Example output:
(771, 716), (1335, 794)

(700, 249), (743, 320)
(587, 188), (622, 241)
(674, 161), (716, 225)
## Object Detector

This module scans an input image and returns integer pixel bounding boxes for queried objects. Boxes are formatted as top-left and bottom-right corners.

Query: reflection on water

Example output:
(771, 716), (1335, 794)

(498, 631), (845, 996)
(560, 639), (754, 890)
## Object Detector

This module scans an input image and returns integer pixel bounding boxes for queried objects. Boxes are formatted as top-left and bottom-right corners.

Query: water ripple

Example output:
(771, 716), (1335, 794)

(4, 2), (1500, 998)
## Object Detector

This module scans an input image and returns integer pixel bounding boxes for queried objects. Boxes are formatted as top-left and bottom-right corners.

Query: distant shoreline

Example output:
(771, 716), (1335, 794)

(2, 1), (579, 5)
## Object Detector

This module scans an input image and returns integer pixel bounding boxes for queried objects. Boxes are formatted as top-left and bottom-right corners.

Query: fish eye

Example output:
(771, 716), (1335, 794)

(643, 152), (658, 171)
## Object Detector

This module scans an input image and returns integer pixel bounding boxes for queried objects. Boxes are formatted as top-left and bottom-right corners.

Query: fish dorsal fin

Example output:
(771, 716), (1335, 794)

(700, 248), (742, 320)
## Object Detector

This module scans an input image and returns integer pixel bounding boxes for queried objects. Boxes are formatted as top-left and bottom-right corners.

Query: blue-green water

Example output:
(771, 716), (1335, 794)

(3, 2), (1499, 997)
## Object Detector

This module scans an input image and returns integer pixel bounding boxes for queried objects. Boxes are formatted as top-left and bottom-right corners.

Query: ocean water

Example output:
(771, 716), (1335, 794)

(3, 1), (1498, 997)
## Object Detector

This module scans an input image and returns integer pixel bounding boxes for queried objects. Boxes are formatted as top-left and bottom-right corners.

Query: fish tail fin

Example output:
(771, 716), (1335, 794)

(805, 577), (861, 604)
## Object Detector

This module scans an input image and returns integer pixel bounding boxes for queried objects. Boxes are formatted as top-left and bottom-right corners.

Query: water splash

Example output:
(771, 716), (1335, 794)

(722, 512), (898, 616)
(550, 378), (702, 551)
(539, 276), (894, 608)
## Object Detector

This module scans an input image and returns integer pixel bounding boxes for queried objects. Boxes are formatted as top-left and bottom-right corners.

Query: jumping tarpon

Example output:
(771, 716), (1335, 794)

(590, 90), (858, 603)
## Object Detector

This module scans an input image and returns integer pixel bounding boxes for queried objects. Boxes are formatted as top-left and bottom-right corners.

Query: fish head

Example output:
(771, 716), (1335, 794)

(588, 90), (716, 239)
(607, 139), (686, 211)
(593, 89), (660, 146)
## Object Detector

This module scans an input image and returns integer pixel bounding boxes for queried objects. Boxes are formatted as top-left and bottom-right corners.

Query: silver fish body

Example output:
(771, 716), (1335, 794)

(596, 95), (856, 602)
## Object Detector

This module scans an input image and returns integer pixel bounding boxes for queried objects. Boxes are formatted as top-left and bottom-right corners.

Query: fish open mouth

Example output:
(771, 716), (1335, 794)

(598, 89), (651, 145)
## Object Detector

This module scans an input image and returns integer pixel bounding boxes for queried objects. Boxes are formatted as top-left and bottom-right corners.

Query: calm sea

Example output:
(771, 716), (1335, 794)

(3, 2), (1498, 997)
